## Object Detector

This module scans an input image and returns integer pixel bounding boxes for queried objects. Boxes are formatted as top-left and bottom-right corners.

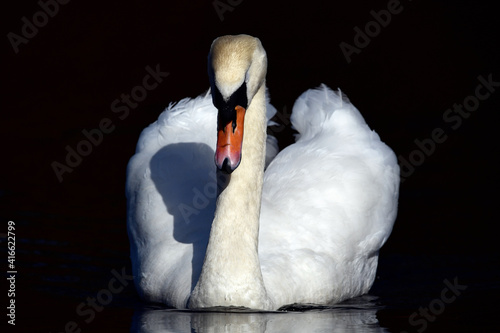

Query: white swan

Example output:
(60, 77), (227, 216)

(126, 34), (399, 311)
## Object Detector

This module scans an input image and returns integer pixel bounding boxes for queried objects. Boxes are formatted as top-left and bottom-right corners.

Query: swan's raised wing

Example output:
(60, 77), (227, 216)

(259, 85), (400, 305)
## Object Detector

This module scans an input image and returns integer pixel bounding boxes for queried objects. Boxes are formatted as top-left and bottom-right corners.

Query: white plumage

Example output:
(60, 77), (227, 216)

(126, 35), (399, 310)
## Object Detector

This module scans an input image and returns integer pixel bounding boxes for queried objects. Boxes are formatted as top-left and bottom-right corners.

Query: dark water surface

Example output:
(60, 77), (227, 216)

(3, 212), (498, 332)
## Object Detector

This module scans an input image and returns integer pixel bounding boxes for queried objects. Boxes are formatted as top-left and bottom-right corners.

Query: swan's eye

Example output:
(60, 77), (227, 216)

(228, 81), (248, 111)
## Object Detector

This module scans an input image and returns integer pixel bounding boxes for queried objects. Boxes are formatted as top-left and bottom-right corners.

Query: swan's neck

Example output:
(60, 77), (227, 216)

(189, 84), (271, 310)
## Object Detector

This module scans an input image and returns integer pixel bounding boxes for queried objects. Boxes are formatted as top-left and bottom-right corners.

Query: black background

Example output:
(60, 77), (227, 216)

(3, 0), (499, 331)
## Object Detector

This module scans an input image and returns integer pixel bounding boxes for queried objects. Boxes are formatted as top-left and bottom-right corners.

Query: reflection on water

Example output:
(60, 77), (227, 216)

(131, 295), (388, 333)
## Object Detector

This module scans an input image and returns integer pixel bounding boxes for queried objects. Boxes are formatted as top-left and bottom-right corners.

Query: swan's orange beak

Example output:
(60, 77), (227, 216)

(215, 105), (246, 173)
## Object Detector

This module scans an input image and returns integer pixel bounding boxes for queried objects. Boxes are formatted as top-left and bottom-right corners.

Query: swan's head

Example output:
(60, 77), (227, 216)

(208, 34), (267, 173)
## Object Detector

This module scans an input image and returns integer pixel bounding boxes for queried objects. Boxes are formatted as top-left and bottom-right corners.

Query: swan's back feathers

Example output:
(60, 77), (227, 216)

(291, 84), (366, 142)
(264, 85), (399, 244)
(259, 85), (399, 306)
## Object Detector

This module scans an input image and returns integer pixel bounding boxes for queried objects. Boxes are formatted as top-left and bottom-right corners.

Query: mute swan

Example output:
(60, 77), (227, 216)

(126, 34), (399, 311)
